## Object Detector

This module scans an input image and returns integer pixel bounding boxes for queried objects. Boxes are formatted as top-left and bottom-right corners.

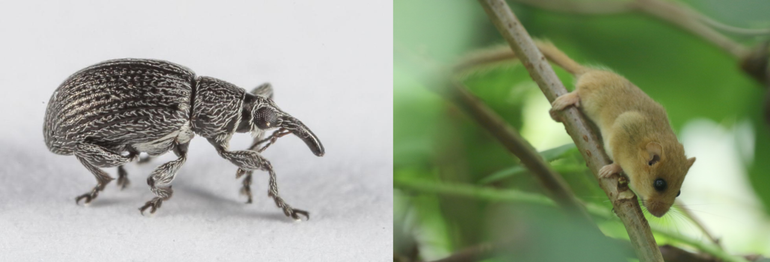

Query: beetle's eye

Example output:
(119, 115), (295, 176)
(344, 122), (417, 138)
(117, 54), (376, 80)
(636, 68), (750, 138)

(653, 179), (667, 192)
(676, 190), (681, 197)
(255, 107), (279, 129)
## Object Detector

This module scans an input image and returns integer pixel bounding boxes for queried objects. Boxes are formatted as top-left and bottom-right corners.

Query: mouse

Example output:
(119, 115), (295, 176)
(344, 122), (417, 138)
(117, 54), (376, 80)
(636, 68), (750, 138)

(535, 40), (696, 217)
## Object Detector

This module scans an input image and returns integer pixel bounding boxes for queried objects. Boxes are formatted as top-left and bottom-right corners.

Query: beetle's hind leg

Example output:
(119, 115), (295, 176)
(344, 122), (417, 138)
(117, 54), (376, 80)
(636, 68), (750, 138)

(115, 150), (156, 190)
(139, 143), (188, 215)
(73, 143), (133, 204)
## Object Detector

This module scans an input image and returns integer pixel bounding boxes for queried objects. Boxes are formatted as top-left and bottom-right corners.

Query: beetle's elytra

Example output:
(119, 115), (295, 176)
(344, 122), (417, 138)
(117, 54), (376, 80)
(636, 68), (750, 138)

(44, 59), (324, 220)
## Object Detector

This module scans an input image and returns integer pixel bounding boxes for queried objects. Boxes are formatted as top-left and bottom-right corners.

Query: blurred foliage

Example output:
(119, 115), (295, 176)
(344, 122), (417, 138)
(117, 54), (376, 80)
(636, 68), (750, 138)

(395, 0), (770, 261)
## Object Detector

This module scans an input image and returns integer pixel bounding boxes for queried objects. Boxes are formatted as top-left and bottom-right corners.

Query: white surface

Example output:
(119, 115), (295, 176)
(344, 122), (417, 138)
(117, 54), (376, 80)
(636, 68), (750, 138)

(0, 1), (392, 261)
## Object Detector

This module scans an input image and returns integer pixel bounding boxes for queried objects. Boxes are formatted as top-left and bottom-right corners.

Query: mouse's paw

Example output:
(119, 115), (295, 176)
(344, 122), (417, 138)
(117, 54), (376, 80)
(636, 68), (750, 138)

(599, 163), (622, 178)
(549, 109), (563, 122)
(551, 92), (580, 111)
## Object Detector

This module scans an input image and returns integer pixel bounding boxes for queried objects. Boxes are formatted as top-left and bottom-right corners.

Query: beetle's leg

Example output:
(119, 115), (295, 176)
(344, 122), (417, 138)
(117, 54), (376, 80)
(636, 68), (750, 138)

(116, 166), (130, 190)
(264, 162), (310, 220)
(257, 128), (291, 153)
(139, 143), (188, 215)
(250, 82), (274, 99)
(119, 154), (154, 189)
(236, 168), (253, 204)
(115, 148), (141, 190)
(73, 143), (133, 204)
(208, 136), (308, 220)
(234, 129), (289, 203)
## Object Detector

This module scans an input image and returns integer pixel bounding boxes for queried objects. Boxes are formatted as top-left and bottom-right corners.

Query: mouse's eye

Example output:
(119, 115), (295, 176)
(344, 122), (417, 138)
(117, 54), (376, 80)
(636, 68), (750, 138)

(653, 179), (667, 192)
(676, 190), (681, 197)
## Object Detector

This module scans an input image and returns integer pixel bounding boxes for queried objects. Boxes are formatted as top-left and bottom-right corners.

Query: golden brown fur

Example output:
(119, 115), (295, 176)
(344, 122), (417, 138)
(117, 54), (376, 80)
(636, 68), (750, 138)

(539, 40), (696, 217)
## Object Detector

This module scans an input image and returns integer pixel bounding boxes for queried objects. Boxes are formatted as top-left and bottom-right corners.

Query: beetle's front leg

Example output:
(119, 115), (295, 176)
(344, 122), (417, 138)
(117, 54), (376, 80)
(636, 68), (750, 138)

(234, 128), (291, 203)
(139, 143), (188, 215)
(210, 137), (308, 220)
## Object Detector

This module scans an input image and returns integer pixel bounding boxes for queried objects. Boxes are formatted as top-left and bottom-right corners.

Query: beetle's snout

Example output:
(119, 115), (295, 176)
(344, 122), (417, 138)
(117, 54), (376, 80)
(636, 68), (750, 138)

(281, 116), (325, 157)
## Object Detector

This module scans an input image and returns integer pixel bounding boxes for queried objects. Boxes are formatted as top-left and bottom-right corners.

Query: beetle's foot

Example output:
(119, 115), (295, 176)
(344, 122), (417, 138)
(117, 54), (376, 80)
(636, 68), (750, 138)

(75, 189), (99, 205)
(139, 197), (164, 215)
(269, 193), (309, 221)
(117, 166), (130, 190)
(75, 181), (109, 205)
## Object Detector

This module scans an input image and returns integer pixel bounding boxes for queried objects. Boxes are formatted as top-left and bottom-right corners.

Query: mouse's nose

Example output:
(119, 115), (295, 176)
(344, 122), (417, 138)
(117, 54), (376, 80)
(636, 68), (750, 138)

(644, 201), (671, 217)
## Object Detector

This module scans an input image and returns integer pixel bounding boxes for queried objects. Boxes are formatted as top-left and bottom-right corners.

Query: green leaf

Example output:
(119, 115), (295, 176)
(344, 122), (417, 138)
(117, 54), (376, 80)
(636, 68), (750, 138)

(478, 166), (527, 185)
(478, 143), (578, 184)
(540, 143), (577, 161)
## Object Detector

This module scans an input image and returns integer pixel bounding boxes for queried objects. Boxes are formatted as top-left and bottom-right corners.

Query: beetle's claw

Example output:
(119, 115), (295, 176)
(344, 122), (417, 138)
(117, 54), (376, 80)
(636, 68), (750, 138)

(270, 195), (309, 221)
(139, 197), (164, 215)
(289, 209), (309, 221)
(75, 185), (103, 205)
(75, 194), (94, 205)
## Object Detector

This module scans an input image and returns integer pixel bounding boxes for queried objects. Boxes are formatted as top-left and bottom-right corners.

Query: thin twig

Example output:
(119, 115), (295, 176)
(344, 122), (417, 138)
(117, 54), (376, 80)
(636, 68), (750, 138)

(476, 0), (662, 261)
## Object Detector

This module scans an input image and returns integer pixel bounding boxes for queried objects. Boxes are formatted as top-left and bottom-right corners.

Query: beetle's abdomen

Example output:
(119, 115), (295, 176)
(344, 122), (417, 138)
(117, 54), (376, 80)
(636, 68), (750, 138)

(44, 59), (196, 155)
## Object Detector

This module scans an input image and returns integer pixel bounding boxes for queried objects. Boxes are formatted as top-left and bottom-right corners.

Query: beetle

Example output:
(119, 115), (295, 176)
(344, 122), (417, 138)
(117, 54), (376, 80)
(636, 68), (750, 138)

(43, 59), (324, 220)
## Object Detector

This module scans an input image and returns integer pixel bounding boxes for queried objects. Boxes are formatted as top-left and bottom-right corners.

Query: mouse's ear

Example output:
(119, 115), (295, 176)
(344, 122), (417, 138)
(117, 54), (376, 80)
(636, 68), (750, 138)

(646, 142), (663, 166)
(686, 157), (696, 170)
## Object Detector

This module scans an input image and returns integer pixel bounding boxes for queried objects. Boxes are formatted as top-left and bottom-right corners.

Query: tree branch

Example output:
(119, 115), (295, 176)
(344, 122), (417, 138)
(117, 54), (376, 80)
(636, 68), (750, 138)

(476, 0), (662, 261)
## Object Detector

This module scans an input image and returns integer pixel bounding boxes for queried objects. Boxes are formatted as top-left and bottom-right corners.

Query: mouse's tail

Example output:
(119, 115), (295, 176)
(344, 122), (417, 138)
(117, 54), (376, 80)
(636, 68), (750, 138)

(534, 40), (589, 75)
(453, 40), (589, 76)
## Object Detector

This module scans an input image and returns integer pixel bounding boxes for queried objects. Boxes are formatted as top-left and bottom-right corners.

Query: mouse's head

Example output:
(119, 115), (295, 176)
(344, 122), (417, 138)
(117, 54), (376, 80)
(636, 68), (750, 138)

(628, 141), (695, 217)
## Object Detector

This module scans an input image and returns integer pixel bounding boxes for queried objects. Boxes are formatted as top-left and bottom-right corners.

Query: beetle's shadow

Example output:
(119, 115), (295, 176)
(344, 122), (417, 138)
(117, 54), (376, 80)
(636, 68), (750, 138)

(173, 183), (291, 222)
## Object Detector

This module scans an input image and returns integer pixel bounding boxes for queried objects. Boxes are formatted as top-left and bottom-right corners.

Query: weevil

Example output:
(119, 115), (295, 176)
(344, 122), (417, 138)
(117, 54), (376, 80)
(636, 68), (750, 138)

(43, 59), (324, 220)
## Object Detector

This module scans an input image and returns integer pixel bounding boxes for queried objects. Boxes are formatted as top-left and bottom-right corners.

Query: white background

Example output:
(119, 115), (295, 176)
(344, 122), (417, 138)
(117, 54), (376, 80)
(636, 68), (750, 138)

(0, 1), (392, 261)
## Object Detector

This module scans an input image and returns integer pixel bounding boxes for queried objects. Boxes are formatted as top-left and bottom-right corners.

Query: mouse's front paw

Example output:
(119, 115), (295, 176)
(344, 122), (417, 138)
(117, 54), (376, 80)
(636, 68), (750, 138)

(599, 163), (622, 178)
(551, 92), (580, 111)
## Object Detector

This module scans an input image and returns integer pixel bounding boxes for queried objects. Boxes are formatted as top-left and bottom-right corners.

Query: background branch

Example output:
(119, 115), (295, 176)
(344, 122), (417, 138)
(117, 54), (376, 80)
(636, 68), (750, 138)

(511, 0), (755, 59)
(447, 81), (593, 221)
(476, 0), (662, 261)
(395, 178), (749, 262)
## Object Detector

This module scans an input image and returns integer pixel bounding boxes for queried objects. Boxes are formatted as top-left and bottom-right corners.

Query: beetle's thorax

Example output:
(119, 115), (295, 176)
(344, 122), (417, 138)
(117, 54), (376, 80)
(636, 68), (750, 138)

(190, 76), (247, 140)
